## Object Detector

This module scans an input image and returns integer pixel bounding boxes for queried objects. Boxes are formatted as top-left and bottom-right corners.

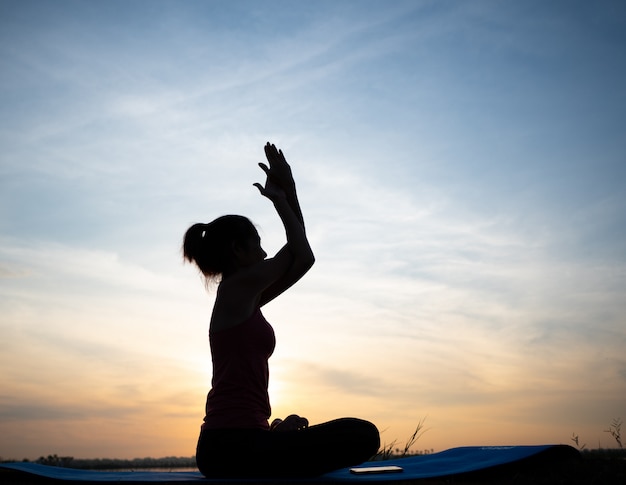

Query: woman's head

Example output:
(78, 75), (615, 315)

(183, 215), (261, 281)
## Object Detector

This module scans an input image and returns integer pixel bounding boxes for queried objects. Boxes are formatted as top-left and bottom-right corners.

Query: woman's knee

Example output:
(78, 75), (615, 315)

(352, 418), (380, 455)
(321, 417), (380, 455)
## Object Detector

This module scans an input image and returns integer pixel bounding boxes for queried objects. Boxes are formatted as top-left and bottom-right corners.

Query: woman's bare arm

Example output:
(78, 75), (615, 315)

(254, 143), (314, 305)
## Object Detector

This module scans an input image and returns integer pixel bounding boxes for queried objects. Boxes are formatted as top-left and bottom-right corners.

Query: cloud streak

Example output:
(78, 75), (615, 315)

(1, 0), (625, 459)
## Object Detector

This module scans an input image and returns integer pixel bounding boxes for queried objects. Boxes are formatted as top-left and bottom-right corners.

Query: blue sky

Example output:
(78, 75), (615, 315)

(1, 0), (625, 459)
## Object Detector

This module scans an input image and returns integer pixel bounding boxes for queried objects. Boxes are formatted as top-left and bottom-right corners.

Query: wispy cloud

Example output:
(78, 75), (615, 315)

(1, 0), (625, 458)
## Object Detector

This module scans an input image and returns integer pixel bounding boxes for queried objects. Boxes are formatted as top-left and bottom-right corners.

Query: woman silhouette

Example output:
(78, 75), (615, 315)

(184, 143), (379, 478)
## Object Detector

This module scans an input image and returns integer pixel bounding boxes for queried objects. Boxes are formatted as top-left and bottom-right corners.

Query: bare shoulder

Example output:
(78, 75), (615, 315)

(209, 255), (291, 331)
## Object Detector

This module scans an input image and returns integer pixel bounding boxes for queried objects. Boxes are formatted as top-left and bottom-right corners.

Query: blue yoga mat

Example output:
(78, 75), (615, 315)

(0, 445), (578, 482)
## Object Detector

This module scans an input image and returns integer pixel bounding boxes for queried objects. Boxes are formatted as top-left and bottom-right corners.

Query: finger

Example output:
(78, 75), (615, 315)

(295, 417), (308, 429)
(265, 143), (280, 164)
(278, 149), (287, 164)
(258, 162), (270, 174)
(284, 414), (307, 430)
(264, 143), (276, 165)
(253, 183), (265, 195)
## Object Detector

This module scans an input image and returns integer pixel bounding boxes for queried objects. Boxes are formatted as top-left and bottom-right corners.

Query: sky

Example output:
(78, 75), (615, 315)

(1, 0), (625, 460)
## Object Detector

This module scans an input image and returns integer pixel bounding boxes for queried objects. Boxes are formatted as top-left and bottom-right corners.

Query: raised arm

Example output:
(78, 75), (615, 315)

(260, 143), (305, 229)
(254, 143), (314, 305)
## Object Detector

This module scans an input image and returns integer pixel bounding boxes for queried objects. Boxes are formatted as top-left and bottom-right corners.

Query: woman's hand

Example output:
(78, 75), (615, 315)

(254, 144), (289, 202)
(259, 142), (295, 193)
(270, 414), (309, 432)
(253, 175), (286, 202)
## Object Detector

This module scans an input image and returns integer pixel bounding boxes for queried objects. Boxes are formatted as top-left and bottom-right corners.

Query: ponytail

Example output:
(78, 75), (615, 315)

(183, 215), (257, 281)
(183, 222), (210, 266)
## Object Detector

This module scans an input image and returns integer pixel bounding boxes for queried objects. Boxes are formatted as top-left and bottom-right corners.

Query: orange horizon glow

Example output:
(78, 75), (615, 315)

(1, 0), (625, 463)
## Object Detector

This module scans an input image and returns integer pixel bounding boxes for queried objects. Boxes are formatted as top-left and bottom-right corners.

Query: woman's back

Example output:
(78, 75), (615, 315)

(203, 308), (275, 430)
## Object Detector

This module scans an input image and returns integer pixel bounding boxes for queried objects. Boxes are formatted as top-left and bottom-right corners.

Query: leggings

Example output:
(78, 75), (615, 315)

(196, 417), (380, 478)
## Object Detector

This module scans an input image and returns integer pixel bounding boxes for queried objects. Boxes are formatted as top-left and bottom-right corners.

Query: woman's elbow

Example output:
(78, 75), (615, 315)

(288, 243), (314, 272)
(300, 251), (315, 272)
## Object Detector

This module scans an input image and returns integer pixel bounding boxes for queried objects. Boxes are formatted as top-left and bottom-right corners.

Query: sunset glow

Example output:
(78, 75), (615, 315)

(1, 0), (625, 460)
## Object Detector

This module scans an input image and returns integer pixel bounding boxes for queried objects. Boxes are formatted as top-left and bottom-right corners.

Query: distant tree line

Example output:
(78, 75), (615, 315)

(0, 454), (196, 470)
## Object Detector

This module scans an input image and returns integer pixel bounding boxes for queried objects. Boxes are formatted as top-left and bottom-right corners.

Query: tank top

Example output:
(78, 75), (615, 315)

(202, 308), (276, 430)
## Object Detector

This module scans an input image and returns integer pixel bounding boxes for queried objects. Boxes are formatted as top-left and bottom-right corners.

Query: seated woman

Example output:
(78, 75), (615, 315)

(184, 143), (380, 478)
